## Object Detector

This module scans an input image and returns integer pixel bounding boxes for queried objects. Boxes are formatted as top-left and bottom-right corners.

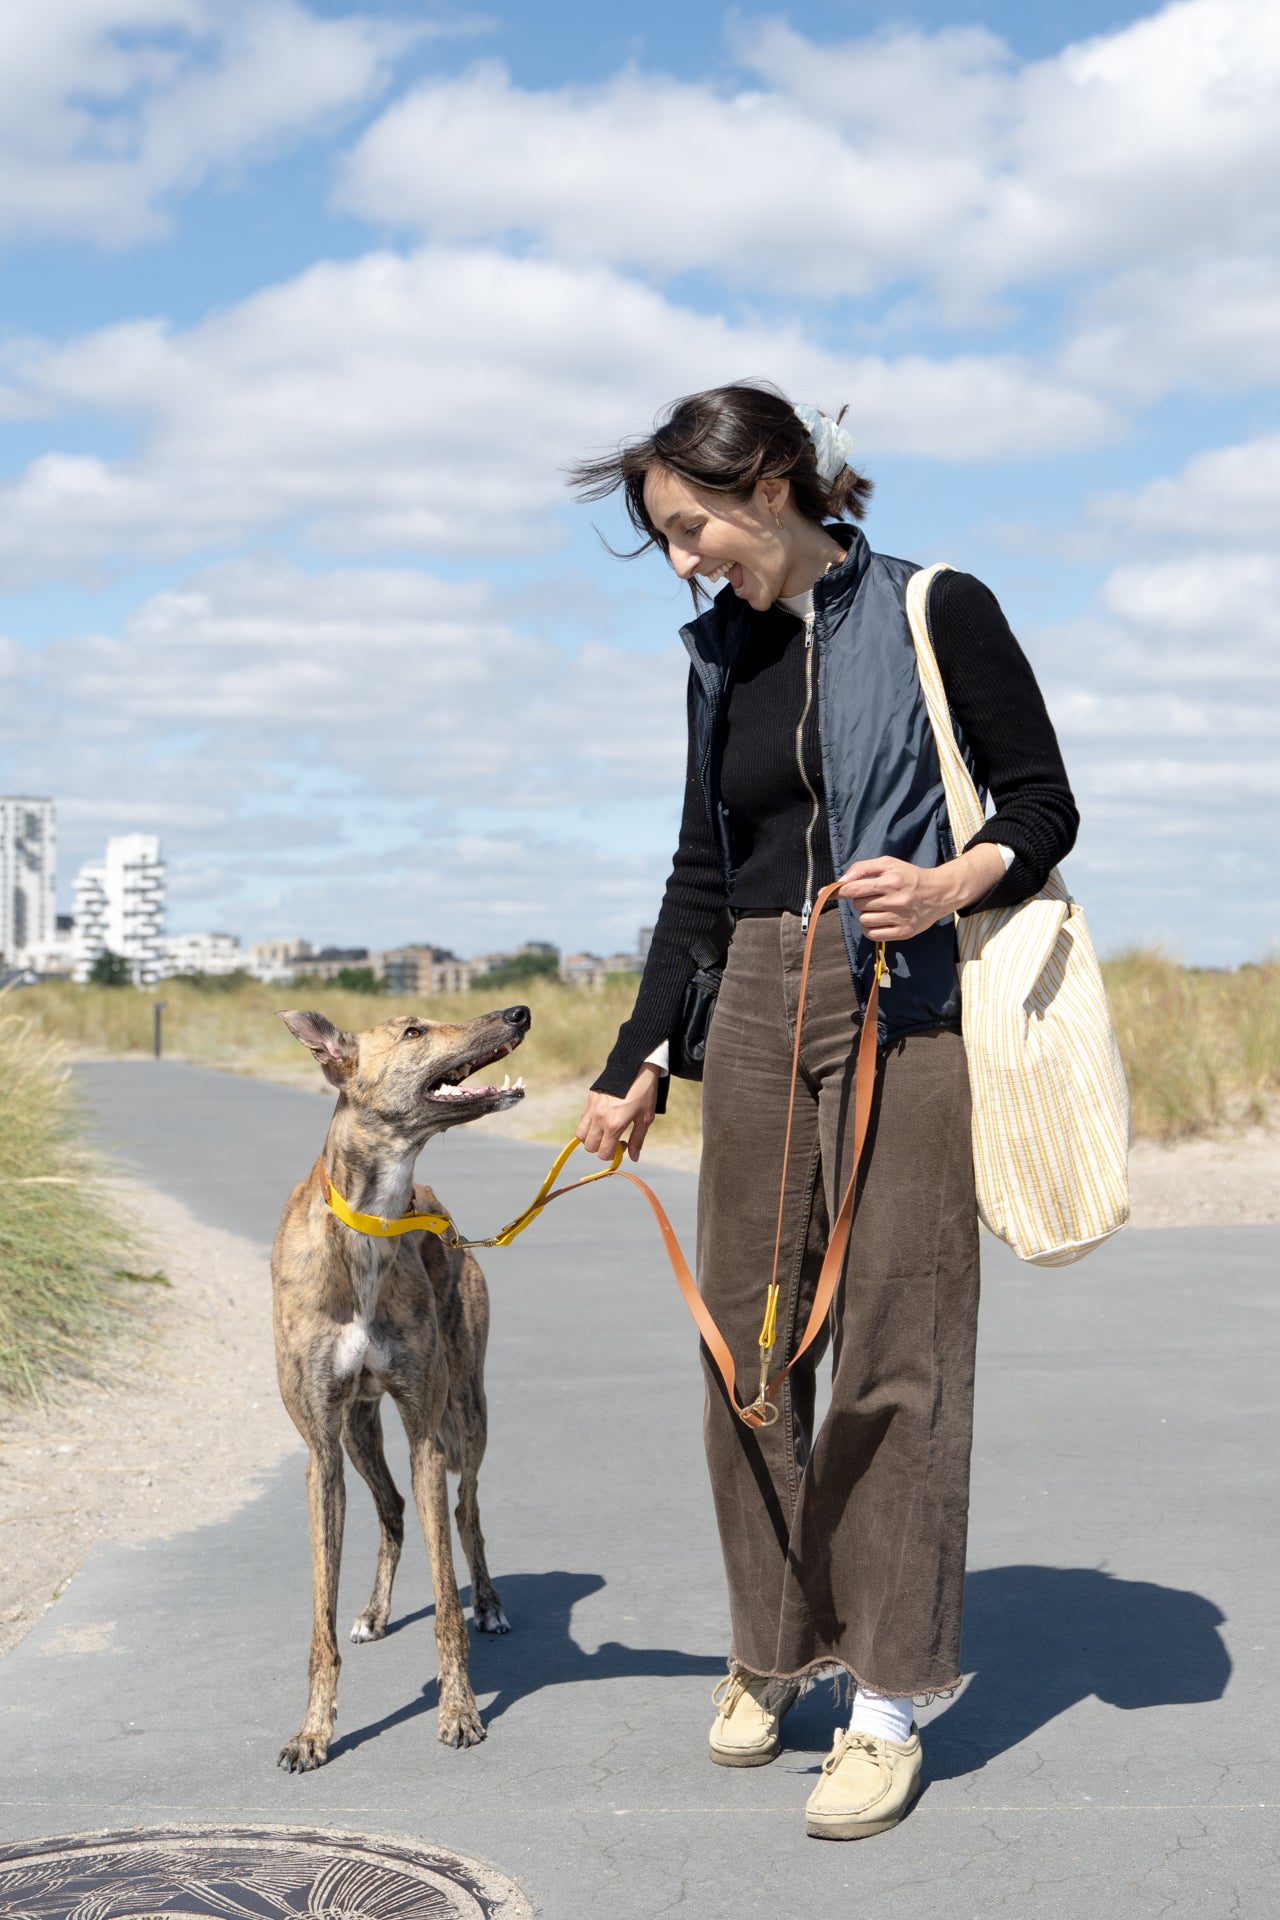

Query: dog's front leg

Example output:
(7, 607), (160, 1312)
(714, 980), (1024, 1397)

(278, 1438), (346, 1771)
(405, 1419), (484, 1749)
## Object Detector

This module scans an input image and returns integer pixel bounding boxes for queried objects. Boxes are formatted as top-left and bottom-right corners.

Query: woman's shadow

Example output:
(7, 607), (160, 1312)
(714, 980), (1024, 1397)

(919, 1564), (1231, 1781)
(328, 1569), (725, 1761)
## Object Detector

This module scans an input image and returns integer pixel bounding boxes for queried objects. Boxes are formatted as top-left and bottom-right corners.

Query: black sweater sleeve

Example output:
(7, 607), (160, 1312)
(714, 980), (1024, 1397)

(929, 570), (1078, 912)
(591, 671), (729, 1098)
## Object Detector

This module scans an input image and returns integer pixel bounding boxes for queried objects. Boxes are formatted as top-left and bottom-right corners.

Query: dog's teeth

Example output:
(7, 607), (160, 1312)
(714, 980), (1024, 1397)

(502, 1073), (510, 1089)
(515, 1076), (524, 1089)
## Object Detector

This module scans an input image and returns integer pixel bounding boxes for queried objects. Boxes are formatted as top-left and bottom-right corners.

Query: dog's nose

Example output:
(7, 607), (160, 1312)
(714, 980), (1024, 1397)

(502, 1004), (531, 1030)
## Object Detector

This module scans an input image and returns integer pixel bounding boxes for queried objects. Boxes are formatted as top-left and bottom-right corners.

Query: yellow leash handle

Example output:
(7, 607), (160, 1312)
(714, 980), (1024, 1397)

(476, 1137), (625, 1248)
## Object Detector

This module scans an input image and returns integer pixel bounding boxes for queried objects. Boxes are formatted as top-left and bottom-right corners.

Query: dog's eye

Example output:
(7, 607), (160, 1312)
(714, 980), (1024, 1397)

(402, 1026), (426, 1041)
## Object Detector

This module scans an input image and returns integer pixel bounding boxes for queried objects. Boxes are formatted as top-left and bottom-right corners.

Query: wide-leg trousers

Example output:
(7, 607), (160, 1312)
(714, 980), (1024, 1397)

(697, 907), (981, 1698)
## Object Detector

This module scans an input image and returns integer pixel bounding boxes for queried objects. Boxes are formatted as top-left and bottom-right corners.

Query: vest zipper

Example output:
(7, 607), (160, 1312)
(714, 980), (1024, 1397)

(797, 613), (820, 933)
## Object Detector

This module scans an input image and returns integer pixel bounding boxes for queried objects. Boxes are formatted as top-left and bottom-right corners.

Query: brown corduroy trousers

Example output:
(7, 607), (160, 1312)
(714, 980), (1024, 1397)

(697, 908), (980, 1699)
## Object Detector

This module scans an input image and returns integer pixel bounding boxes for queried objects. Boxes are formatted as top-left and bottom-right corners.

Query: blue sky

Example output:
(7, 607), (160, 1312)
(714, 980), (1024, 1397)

(2, 0), (1277, 966)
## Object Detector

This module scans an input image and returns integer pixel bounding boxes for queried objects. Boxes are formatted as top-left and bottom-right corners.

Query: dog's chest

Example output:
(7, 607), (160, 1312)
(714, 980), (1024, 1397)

(332, 1242), (399, 1383)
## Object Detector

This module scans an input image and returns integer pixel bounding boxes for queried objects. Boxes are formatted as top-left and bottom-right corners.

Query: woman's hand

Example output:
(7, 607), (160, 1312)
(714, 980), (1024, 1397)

(837, 845), (1006, 940)
(577, 1065), (661, 1164)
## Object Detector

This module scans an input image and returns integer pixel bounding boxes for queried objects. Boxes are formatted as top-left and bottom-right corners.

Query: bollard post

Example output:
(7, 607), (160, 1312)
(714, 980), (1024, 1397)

(153, 1001), (166, 1060)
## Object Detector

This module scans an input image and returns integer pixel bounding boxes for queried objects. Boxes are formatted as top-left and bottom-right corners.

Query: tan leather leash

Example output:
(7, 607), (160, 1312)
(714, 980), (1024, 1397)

(611, 880), (882, 1427)
(325, 880), (884, 1431)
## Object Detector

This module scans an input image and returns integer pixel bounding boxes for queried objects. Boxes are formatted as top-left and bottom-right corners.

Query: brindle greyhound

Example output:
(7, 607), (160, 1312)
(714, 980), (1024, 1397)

(271, 1000), (530, 1771)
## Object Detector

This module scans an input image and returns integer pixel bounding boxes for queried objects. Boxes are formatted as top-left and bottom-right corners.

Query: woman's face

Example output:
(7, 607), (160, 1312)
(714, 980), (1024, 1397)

(642, 465), (789, 611)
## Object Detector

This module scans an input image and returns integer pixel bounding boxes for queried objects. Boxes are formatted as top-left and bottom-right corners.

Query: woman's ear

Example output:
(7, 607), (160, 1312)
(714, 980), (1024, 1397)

(758, 474), (791, 523)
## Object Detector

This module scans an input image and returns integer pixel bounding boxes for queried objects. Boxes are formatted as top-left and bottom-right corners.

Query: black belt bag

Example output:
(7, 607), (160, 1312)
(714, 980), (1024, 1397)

(668, 913), (734, 1081)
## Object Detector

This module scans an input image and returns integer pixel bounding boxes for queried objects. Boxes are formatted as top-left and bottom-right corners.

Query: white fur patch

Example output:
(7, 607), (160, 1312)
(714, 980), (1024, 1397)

(333, 1321), (370, 1378)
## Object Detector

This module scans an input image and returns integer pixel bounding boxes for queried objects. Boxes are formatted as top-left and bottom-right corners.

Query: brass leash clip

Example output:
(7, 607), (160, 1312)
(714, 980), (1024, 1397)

(741, 1282), (782, 1426)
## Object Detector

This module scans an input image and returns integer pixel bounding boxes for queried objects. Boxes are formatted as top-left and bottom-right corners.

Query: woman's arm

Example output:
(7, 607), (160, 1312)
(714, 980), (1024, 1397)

(929, 569), (1079, 910)
(838, 570), (1078, 939)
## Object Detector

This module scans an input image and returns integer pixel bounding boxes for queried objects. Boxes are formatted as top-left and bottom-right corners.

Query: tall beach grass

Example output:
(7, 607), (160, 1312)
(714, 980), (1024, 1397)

(0, 1007), (151, 1402)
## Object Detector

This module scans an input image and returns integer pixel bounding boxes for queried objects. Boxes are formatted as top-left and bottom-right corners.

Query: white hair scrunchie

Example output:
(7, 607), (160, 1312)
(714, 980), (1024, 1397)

(793, 402), (856, 486)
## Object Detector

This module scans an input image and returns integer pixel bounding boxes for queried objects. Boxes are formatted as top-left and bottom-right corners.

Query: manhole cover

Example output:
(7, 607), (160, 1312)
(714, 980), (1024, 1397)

(0, 1825), (533, 1919)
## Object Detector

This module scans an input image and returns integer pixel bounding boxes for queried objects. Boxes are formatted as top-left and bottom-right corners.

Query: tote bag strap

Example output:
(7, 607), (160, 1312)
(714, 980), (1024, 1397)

(904, 564), (986, 849)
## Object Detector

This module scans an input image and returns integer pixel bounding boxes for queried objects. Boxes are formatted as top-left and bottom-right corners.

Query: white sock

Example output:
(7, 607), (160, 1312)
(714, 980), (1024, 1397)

(848, 1687), (914, 1745)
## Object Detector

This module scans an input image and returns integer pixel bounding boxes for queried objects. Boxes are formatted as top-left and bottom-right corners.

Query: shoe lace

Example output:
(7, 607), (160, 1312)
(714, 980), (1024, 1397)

(711, 1674), (745, 1713)
(822, 1728), (884, 1775)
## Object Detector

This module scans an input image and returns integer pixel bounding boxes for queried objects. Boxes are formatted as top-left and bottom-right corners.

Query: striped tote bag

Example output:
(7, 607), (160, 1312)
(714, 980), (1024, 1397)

(906, 564), (1130, 1267)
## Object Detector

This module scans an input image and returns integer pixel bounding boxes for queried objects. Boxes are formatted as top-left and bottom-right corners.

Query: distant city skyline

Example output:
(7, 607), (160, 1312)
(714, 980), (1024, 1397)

(1, 796), (650, 988)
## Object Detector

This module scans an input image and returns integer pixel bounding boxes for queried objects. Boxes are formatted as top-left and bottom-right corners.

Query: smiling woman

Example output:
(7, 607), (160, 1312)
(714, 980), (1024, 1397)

(566, 377), (1081, 1843)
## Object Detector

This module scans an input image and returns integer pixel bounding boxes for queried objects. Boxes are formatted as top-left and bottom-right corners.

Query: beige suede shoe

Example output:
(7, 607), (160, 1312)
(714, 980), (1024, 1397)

(805, 1725), (923, 1839)
(708, 1671), (798, 1767)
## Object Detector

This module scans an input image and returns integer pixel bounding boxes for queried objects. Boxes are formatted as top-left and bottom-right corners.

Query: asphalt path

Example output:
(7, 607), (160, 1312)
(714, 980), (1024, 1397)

(0, 1060), (1275, 1916)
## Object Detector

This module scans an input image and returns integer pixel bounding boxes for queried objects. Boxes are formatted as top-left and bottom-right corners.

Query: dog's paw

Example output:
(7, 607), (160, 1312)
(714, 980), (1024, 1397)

(437, 1699), (486, 1749)
(277, 1732), (330, 1772)
(350, 1610), (387, 1644)
(472, 1596), (510, 1635)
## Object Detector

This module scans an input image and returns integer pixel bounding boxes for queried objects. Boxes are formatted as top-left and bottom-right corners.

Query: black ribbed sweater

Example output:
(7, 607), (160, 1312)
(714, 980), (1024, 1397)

(593, 567), (1078, 1098)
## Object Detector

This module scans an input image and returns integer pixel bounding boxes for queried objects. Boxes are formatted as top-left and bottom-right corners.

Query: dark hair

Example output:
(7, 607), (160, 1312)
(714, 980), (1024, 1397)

(566, 380), (873, 599)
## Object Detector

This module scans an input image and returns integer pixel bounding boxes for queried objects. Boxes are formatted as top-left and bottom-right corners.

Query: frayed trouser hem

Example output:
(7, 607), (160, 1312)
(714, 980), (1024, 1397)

(726, 1652), (961, 1714)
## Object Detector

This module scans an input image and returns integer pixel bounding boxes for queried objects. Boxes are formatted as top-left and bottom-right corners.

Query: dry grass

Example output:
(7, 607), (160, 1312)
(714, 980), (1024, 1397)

(21, 974), (706, 1148)
(1104, 951), (1280, 1140)
(16, 950), (1280, 1149)
(0, 1004), (158, 1403)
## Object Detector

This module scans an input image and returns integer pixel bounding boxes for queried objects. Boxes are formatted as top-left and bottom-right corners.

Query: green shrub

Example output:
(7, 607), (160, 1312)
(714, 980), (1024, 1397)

(88, 949), (131, 987)
(324, 967), (384, 994)
(470, 952), (560, 990)
(165, 968), (257, 993)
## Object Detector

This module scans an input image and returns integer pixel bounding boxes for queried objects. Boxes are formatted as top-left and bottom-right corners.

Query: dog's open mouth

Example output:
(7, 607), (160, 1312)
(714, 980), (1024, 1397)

(425, 1042), (526, 1110)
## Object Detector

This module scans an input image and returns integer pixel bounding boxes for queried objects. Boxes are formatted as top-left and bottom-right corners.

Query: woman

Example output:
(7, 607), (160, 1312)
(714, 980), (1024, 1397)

(570, 383), (1077, 1841)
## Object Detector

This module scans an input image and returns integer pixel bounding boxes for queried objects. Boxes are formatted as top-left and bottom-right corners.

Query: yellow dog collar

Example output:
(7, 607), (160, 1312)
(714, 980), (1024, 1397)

(324, 1181), (453, 1239)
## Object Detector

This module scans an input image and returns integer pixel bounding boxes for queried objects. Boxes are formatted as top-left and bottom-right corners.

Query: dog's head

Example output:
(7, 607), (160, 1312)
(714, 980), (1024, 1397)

(278, 1003), (531, 1139)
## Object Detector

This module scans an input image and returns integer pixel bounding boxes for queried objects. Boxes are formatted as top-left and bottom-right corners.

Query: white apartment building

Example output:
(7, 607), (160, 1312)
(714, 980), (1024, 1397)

(0, 797), (56, 965)
(73, 834), (167, 985)
(162, 932), (242, 977)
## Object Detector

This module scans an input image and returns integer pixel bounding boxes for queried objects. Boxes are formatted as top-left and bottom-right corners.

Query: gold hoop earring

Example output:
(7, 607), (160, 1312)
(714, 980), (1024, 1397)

(773, 510), (783, 528)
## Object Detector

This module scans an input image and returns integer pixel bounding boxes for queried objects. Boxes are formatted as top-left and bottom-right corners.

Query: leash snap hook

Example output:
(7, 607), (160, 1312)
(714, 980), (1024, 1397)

(740, 1393), (780, 1429)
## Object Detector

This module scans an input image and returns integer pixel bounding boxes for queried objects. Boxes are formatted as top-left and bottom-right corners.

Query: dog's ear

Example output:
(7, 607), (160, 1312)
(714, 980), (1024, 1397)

(277, 1010), (357, 1086)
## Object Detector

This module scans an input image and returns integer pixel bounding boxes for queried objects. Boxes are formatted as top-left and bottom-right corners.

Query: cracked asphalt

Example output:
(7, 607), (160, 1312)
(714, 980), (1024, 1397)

(0, 1061), (1275, 1916)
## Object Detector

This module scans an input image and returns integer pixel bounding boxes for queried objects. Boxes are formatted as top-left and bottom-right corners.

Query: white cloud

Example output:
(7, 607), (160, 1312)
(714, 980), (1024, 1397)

(0, 0), (414, 247)
(1091, 432), (1280, 545)
(1062, 257), (1280, 399)
(5, 556), (685, 794)
(1028, 541), (1280, 959)
(337, 2), (1280, 316)
(0, 246), (1114, 584)
(0, 553), (695, 948)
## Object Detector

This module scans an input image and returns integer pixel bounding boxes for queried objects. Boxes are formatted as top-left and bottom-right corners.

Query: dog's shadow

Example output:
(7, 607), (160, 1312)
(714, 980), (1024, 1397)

(327, 1569), (724, 1761)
